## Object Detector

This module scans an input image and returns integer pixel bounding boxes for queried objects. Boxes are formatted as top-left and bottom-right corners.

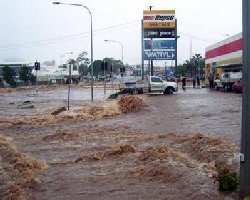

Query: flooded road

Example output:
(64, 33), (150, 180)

(85, 88), (242, 145)
(0, 86), (241, 199)
(0, 86), (116, 117)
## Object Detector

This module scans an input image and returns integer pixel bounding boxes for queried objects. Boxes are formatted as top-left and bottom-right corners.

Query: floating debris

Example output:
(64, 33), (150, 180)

(51, 106), (67, 116)
(118, 95), (145, 113)
(0, 133), (47, 200)
(75, 144), (136, 163)
(17, 101), (35, 109)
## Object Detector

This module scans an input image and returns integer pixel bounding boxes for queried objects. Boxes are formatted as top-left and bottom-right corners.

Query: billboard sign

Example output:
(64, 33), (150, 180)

(144, 39), (175, 50)
(144, 28), (175, 38)
(143, 10), (175, 29)
(142, 10), (176, 61)
(143, 51), (175, 60)
(143, 22), (175, 29)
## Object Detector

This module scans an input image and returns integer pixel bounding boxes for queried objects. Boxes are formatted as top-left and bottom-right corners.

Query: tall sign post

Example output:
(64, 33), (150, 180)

(175, 19), (178, 74)
(141, 19), (145, 80)
(149, 6), (153, 76)
(142, 10), (176, 76)
(240, 0), (250, 198)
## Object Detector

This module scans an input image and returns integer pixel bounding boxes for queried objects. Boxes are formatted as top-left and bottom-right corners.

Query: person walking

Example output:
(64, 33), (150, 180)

(192, 77), (196, 88)
(197, 76), (200, 88)
(209, 73), (214, 89)
(182, 76), (186, 90)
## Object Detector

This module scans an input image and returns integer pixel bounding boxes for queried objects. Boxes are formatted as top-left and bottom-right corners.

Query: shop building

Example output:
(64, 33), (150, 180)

(205, 32), (242, 82)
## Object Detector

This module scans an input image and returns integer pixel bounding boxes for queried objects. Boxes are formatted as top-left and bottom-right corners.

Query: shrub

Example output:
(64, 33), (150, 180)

(108, 91), (122, 99)
(215, 168), (239, 192)
(2, 65), (17, 87)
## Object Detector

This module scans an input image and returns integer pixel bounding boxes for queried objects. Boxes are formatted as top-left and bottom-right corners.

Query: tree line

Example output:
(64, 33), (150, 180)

(67, 51), (123, 77)
(175, 54), (205, 78)
(0, 50), (124, 87)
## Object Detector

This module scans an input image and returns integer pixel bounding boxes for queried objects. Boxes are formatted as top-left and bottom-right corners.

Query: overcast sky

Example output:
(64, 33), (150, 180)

(0, 0), (242, 66)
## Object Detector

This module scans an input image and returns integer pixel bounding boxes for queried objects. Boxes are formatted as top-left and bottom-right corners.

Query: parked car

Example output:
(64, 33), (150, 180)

(214, 72), (242, 91)
(119, 76), (178, 95)
(233, 79), (243, 93)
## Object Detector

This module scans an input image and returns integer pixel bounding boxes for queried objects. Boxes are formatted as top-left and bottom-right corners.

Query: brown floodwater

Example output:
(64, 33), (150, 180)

(0, 86), (242, 199)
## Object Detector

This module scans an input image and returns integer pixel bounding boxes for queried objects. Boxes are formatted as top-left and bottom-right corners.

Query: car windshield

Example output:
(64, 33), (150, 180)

(151, 77), (163, 83)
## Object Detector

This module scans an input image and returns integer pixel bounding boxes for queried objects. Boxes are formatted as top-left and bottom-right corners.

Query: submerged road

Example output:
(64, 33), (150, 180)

(0, 86), (242, 200)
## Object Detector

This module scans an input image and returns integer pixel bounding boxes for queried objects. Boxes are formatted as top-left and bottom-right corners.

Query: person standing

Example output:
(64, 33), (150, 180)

(192, 77), (196, 88)
(182, 76), (186, 90)
(197, 76), (200, 88)
(209, 73), (214, 89)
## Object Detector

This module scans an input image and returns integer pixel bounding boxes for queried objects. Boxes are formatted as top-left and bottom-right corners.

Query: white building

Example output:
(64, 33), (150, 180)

(32, 65), (80, 84)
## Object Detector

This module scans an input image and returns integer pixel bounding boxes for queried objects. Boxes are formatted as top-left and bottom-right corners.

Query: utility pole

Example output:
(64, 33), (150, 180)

(149, 6), (153, 76)
(141, 19), (145, 80)
(175, 19), (178, 75)
(67, 63), (71, 110)
(165, 61), (167, 79)
(240, 0), (250, 198)
(104, 60), (106, 95)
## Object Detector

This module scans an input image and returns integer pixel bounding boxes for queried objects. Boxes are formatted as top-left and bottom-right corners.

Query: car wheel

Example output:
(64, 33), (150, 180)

(232, 86), (236, 93)
(138, 89), (143, 94)
(165, 87), (174, 95)
(132, 90), (138, 95)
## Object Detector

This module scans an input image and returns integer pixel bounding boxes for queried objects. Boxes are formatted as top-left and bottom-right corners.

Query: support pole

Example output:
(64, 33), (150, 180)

(36, 69), (38, 92)
(151, 38), (153, 76)
(150, 6), (153, 77)
(240, 0), (250, 198)
(141, 19), (145, 80)
(104, 60), (106, 95)
(165, 62), (167, 79)
(175, 19), (178, 75)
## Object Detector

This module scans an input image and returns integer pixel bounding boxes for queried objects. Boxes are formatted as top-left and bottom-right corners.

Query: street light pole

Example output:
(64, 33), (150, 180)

(90, 11), (94, 101)
(240, 0), (250, 198)
(104, 39), (124, 83)
(104, 40), (124, 65)
(53, 1), (94, 101)
(60, 52), (73, 85)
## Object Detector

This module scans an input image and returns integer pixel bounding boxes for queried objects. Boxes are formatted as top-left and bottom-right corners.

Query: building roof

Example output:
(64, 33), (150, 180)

(205, 32), (242, 65)
(0, 61), (32, 66)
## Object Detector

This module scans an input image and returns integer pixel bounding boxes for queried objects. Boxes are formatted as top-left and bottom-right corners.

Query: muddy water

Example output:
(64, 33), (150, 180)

(0, 87), (116, 117)
(84, 88), (242, 145)
(0, 87), (242, 199)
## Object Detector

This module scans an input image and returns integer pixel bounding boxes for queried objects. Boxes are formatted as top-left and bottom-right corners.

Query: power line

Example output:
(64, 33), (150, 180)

(0, 20), (140, 52)
(178, 31), (213, 43)
(0, 19), (212, 54)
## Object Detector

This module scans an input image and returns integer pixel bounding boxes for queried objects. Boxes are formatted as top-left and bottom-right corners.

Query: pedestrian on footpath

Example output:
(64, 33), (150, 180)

(182, 76), (186, 90)
(209, 73), (214, 89)
(192, 76), (196, 88)
(197, 76), (200, 88)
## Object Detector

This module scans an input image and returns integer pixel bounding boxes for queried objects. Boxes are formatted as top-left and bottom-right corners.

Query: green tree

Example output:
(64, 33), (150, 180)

(182, 54), (205, 78)
(93, 60), (102, 77)
(183, 60), (190, 72)
(2, 65), (16, 87)
(178, 64), (186, 76)
(68, 59), (76, 65)
(79, 64), (89, 76)
(190, 54), (205, 77)
(30, 74), (36, 84)
(76, 51), (90, 76)
(67, 58), (79, 71)
(19, 65), (31, 84)
(103, 58), (123, 74)
(92, 58), (123, 78)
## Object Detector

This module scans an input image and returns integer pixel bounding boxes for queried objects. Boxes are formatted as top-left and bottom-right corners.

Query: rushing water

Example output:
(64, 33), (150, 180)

(0, 86), (241, 199)
(0, 87), (117, 117)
